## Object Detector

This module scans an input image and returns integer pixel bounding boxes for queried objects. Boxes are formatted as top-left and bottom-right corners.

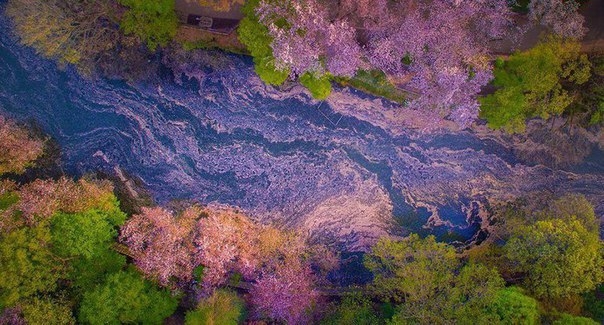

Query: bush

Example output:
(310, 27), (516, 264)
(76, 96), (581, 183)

(119, 0), (178, 50)
(300, 73), (332, 100)
(185, 290), (245, 325)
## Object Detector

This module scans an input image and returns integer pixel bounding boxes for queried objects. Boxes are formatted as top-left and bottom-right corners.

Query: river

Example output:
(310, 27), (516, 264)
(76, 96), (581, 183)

(1, 11), (602, 251)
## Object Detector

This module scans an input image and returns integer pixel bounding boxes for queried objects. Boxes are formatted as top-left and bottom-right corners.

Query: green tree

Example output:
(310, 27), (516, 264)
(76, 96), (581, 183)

(545, 194), (600, 234)
(0, 225), (64, 308)
(366, 236), (509, 324)
(505, 218), (604, 298)
(583, 284), (604, 323)
(364, 234), (458, 304)
(50, 209), (126, 292)
(6, 0), (120, 71)
(50, 210), (118, 259)
(78, 269), (178, 324)
(185, 290), (245, 325)
(571, 55), (604, 126)
(119, 0), (178, 50)
(20, 297), (75, 325)
(488, 287), (540, 324)
(388, 263), (505, 324)
(480, 37), (591, 132)
(448, 263), (505, 323)
(69, 249), (126, 294)
(553, 314), (599, 325)
(238, 0), (289, 85)
(321, 294), (381, 325)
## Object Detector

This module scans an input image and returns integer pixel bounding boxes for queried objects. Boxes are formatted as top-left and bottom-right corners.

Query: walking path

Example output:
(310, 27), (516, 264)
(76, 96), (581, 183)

(491, 0), (604, 54)
(580, 0), (604, 52)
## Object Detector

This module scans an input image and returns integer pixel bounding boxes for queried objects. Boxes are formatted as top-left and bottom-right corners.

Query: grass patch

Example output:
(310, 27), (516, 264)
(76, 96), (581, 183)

(182, 38), (248, 55)
(335, 70), (407, 104)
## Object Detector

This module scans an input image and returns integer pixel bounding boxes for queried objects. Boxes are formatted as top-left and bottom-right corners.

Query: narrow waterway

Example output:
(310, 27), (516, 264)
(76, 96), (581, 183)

(1, 12), (602, 250)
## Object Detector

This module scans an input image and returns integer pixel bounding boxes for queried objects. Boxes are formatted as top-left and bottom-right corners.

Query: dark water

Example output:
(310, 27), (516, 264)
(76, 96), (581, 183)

(1, 12), (602, 250)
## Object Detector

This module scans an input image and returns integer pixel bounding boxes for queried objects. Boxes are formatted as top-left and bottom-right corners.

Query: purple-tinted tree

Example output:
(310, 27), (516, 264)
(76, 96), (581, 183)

(253, 0), (515, 127)
(365, 0), (513, 128)
(249, 260), (319, 325)
(256, 0), (363, 77)
(119, 206), (204, 287)
(529, 0), (586, 39)
(0, 116), (44, 175)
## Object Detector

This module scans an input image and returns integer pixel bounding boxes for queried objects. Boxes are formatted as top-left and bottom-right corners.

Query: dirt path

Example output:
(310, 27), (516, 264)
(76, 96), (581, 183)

(581, 0), (604, 52)
(490, 0), (604, 54)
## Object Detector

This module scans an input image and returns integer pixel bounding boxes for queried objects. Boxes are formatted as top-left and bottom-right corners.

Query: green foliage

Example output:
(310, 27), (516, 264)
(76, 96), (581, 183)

(118, 0), (178, 50)
(480, 37), (591, 132)
(237, 0), (289, 85)
(553, 314), (599, 325)
(185, 290), (245, 325)
(572, 55), (604, 126)
(334, 70), (407, 104)
(78, 269), (178, 324)
(0, 225), (64, 308)
(546, 194), (600, 234)
(0, 191), (19, 211)
(300, 73), (332, 100)
(505, 217), (604, 298)
(50, 210), (117, 259)
(364, 234), (458, 303)
(479, 85), (528, 133)
(49, 206), (126, 292)
(69, 249), (126, 294)
(321, 294), (381, 325)
(366, 235), (509, 324)
(488, 287), (540, 324)
(90, 194), (128, 227)
(20, 297), (75, 325)
(583, 284), (604, 323)
(448, 263), (506, 323)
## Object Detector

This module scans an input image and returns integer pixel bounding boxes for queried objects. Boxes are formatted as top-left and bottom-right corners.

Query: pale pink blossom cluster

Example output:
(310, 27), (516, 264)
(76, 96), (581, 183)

(0, 116), (44, 175)
(257, 0), (362, 77)
(529, 0), (587, 39)
(119, 206), (204, 287)
(15, 178), (115, 226)
(250, 262), (319, 325)
(120, 204), (328, 323)
(255, 0), (516, 127)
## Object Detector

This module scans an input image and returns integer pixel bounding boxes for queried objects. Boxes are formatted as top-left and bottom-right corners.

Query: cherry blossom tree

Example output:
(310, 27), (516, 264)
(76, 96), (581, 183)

(256, 0), (362, 77)
(0, 116), (44, 175)
(528, 0), (586, 39)
(0, 307), (25, 325)
(119, 206), (204, 287)
(195, 206), (275, 288)
(364, 0), (513, 128)
(120, 203), (332, 323)
(250, 0), (515, 128)
(249, 260), (319, 325)
(16, 178), (118, 226)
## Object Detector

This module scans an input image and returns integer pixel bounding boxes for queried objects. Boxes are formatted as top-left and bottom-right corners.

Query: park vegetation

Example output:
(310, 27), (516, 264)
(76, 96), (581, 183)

(1, 0), (603, 321)
(480, 36), (591, 132)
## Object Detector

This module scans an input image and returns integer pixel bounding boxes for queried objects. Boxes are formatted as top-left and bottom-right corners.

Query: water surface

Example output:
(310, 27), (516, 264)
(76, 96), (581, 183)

(1, 13), (602, 250)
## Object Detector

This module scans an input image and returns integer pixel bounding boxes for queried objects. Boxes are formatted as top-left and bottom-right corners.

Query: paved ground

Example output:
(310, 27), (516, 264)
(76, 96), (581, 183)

(174, 0), (244, 20)
(491, 0), (604, 54)
(580, 0), (604, 52)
